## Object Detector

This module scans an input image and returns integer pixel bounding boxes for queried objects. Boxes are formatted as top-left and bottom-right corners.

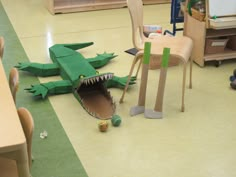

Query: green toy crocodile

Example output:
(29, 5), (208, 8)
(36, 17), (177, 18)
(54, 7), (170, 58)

(16, 42), (136, 120)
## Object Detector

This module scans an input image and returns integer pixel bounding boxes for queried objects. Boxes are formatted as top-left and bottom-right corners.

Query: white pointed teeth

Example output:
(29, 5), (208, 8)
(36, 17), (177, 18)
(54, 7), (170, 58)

(109, 73), (113, 79)
(81, 73), (113, 86)
(96, 77), (99, 82)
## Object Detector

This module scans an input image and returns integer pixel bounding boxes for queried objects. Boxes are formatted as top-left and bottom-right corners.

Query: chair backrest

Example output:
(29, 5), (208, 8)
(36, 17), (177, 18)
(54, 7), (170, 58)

(0, 36), (4, 59)
(17, 107), (34, 168)
(127, 0), (146, 50)
(9, 68), (19, 103)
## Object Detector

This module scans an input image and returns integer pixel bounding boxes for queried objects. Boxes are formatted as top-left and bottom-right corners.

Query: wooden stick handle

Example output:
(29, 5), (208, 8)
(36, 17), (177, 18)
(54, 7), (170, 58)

(138, 42), (151, 106)
(154, 47), (170, 112)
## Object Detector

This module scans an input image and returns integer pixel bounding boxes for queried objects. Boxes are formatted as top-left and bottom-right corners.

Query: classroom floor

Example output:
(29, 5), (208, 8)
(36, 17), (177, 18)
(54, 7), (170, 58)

(1, 0), (236, 177)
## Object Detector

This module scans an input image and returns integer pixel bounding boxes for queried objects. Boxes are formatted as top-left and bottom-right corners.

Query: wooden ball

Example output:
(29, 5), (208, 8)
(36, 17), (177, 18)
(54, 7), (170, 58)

(98, 120), (108, 132)
(111, 115), (121, 127)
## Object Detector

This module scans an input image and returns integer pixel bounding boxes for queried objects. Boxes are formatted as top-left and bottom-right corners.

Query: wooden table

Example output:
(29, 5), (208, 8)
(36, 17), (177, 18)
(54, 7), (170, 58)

(0, 62), (31, 177)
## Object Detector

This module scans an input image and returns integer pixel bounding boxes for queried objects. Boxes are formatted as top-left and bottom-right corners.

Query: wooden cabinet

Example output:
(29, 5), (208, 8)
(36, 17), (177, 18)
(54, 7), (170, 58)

(45, 0), (126, 15)
(45, 0), (170, 15)
(184, 11), (236, 67)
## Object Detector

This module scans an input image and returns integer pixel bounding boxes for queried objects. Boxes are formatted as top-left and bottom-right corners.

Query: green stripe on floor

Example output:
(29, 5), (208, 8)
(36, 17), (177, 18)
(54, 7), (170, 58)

(0, 2), (88, 177)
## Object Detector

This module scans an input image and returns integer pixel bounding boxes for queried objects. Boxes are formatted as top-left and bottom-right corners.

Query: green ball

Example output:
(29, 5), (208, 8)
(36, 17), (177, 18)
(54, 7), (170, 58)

(111, 115), (121, 127)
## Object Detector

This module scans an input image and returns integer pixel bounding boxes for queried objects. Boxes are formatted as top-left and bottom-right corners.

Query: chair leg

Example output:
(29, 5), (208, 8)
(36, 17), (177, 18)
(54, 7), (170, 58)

(120, 55), (142, 103)
(135, 55), (142, 77)
(181, 63), (187, 112)
(189, 57), (193, 89)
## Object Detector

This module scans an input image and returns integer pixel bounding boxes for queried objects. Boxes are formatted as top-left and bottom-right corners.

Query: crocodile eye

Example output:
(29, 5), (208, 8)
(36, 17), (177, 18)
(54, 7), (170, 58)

(79, 75), (85, 79)
(96, 71), (99, 74)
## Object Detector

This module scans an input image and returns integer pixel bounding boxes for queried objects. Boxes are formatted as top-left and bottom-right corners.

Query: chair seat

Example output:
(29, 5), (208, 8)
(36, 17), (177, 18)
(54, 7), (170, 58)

(145, 36), (193, 63)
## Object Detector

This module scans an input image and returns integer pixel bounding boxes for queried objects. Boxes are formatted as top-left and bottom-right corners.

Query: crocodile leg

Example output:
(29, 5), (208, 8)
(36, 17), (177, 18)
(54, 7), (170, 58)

(15, 62), (60, 77)
(25, 80), (72, 98)
(87, 52), (117, 69)
(105, 75), (136, 89)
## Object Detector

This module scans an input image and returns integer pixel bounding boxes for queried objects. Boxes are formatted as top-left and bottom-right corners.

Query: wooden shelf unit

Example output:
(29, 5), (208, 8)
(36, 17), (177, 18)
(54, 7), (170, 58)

(183, 5), (236, 67)
(143, 0), (170, 5)
(45, 0), (170, 15)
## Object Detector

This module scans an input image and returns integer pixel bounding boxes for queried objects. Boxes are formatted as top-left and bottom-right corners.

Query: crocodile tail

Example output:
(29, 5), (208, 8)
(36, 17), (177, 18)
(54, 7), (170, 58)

(49, 42), (94, 62)
(63, 42), (94, 50)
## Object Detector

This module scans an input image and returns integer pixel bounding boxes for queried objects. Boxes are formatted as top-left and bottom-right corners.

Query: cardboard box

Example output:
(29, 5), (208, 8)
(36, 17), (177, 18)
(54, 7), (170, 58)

(143, 25), (162, 34)
(205, 38), (228, 54)
(227, 35), (236, 51)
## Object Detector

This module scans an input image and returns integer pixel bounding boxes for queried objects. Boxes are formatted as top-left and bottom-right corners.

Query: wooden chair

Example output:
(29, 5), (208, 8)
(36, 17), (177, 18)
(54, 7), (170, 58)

(17, 107), (34, 168)
(0, 36), (4, 60)
(120, 0), (193, 112)
(9, 68), (19, 103)
(0, 107), (34, 177)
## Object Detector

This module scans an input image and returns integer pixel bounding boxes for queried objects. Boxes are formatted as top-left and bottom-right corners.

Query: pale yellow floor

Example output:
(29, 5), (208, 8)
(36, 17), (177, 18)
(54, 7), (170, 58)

(2, 0), (236, 177)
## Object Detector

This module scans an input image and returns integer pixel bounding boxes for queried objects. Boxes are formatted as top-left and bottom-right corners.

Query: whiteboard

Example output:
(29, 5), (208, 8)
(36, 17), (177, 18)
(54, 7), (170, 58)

(208, 0), (236, 17)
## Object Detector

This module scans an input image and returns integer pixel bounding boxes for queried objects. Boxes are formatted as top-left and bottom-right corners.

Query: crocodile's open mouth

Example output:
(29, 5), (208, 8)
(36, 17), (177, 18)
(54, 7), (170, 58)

(75, 73), (115, 120)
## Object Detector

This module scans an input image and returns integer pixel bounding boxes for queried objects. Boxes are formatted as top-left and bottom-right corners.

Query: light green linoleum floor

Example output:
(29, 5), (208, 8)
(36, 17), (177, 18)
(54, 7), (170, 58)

(0, 2), (88, 177)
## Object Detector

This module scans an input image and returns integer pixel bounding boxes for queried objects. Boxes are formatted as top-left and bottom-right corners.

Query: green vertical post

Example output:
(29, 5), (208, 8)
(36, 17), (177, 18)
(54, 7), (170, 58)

(143, 42), (151, 64)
